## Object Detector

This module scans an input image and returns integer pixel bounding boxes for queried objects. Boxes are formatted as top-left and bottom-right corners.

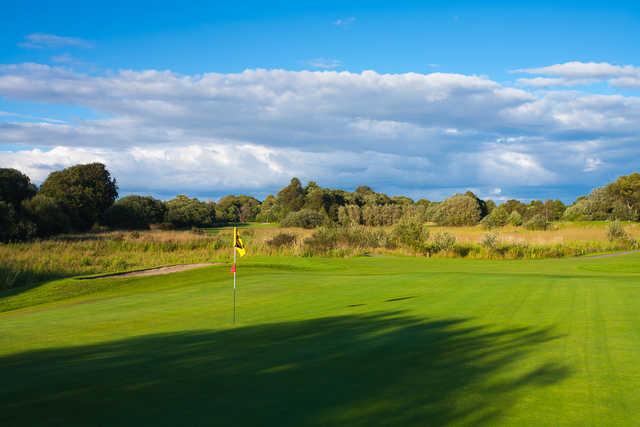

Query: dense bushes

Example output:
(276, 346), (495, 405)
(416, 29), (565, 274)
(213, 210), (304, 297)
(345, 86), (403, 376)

(391, 215), (429, 250)
(524, 214), (550, 230)
(103, 195), (166, 229)
(22, 195), (71, 236)
(432, 193), (485, 226)
(267, 233), (296, 248)
(39, 163), (118, 231)
(563, 173), (640, 221)
(281, 209), (325, 228)
(165, 195), (216, 228)
(481, 207), (509, 229)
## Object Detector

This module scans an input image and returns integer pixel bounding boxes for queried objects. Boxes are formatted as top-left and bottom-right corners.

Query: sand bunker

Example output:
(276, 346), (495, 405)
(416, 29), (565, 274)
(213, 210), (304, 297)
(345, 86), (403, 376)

(79, 263), (219, 279)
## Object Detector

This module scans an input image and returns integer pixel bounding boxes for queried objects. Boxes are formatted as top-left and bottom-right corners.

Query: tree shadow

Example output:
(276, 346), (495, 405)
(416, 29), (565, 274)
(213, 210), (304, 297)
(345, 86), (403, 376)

(0, 312), (570, 426)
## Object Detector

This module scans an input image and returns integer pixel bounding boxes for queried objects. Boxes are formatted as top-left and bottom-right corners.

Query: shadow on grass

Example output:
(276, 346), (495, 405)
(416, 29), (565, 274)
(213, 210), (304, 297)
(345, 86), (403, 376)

(0, 312), (570, 426)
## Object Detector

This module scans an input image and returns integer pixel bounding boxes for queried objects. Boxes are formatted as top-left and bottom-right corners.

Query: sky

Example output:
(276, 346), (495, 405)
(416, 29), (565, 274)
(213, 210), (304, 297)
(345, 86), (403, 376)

(1, 0), (640, 202)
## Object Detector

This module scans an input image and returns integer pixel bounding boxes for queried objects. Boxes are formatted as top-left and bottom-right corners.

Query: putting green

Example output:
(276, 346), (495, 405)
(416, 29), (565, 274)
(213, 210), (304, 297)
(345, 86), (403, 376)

(1, 253), (640, 426)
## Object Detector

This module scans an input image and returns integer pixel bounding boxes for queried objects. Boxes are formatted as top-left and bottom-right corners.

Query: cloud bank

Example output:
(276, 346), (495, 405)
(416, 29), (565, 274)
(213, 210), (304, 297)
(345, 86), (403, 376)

(1, 63), (639, 200)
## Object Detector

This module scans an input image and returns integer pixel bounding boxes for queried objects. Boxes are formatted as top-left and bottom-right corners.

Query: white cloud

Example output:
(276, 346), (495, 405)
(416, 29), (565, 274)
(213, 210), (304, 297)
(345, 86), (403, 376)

(19, 33), (93, 49)
(584, 157), (603, 172)
(1, 63), (640, 198)
(515, 61), (640, 78)
(514, 61), (640, 88)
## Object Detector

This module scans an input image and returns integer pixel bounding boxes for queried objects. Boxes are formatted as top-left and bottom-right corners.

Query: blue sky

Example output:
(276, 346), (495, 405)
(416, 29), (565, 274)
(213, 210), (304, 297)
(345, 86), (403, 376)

(1, 0), (640, 201)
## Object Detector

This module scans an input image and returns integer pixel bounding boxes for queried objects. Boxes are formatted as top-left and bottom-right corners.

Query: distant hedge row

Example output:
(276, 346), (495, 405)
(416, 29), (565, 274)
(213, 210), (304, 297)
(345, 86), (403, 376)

(2, 163), (639, 242)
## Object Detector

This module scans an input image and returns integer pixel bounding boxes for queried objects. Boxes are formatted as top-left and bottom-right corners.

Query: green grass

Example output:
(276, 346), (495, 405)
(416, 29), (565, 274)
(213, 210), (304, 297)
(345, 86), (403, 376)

(2, 253), (640, 426)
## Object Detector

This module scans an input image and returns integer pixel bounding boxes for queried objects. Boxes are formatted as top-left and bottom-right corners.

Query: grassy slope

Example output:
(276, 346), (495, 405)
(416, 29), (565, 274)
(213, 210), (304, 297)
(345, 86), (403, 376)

(2, 254), (640, 426)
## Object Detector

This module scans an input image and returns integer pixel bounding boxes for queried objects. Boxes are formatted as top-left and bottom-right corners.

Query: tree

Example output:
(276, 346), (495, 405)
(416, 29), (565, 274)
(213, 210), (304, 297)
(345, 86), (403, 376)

(392, 214), (429, 250)
(605, 172), (640, 220)
(433, 193), (484, 226)
(507, 210), (523, 226)
(103, 195), (166, 229)
(481, 206), (509, 229)
(39, 163), (118, 230)
(277, 178), (305, 215)
(22, 195), (71, 236)
(0, 168), (36, 206)
(256, 195), (280, 223)
(524, 214), (550, 230)
(216, 195), (260, 223)
(280, 209), (325, 229)
(485, 199), (497, 215)
(0, 201), (16, 242)
(165, 195), (215, 228)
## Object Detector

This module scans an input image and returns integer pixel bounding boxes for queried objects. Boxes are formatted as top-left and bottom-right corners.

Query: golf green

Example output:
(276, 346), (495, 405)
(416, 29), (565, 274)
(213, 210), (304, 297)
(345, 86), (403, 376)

(2, 253), (640, 426)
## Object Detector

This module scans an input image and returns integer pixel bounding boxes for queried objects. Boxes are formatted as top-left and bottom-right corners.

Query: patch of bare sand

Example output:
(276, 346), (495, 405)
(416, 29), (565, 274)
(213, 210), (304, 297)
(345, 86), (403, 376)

(80, 263), (222, 279)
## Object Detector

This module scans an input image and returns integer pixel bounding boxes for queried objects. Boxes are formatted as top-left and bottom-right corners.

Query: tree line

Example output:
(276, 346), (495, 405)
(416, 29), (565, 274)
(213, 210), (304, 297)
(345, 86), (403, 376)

(1, 163), (639, 242)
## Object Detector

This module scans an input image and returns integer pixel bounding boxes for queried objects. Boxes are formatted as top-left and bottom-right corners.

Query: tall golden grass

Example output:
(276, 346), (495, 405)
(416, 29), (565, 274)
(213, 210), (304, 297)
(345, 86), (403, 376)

(1, 222), (637, 290)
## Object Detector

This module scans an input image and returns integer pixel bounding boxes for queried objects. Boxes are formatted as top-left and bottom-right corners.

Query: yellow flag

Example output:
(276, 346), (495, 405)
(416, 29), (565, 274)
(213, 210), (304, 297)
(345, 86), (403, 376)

(233, 227), (246, 257)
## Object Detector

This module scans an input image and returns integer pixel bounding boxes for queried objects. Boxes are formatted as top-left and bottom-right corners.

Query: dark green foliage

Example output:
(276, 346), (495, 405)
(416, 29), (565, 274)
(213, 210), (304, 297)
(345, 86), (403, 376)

(22, 195), (71, 236)
(165, 195), (215, 228)
(216, 195), (260, 223)
(39, 163), (118, 231)
(281, 209), (325, 229)
(0, 201), (17, 242)
(277, 178), (305, 215)
(103, 196), (166, 230)
(0, 168), (37, 206)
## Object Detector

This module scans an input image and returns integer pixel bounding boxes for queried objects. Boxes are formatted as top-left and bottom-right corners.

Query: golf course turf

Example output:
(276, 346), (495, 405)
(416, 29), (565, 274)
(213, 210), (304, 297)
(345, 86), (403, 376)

(2, 253), (640, 426)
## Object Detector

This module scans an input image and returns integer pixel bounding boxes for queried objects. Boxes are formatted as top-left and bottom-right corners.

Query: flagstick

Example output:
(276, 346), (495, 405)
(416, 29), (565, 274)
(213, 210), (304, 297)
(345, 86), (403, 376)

(233, 234), (237, 324)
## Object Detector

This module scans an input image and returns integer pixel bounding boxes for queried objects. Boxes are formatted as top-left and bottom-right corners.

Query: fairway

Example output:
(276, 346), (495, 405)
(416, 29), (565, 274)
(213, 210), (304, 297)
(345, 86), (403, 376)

(2, 254), (640, 426)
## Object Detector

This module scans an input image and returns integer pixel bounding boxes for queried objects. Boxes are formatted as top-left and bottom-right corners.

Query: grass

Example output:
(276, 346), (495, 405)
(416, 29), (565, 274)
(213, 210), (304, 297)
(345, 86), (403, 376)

(2, 253), (640, 425)
(2, 221), (638, 291)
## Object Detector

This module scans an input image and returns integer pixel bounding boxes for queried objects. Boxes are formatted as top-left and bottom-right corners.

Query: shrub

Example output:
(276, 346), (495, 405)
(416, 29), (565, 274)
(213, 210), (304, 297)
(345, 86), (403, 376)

(481, 207), (509, 229)
(428, 232), (457, 253)
(392, 215), (429, 250)
(165, 195), (215, 228)
(507, 210), (523, 226)
(606, 220), (630, 242)
(267, 233), (297, 248)
(433, 193), (484, 226)
(524, 214), (549, 230)
(281, 209), (325, 229)
(22, 194), (71, 237)
(303, 227), (338, 254)
(481, 232), (499, 251)
(103, 195), (166, 230)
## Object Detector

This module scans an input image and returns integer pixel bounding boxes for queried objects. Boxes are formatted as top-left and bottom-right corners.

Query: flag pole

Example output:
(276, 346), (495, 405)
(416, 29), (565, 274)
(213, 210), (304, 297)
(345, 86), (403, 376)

(233, 227), (237, 324)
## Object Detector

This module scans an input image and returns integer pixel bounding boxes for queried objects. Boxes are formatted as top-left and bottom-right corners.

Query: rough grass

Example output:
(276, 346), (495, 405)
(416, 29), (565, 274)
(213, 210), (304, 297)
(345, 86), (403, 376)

(2, 254), (640, 425)
(1, 222), (637, 290)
